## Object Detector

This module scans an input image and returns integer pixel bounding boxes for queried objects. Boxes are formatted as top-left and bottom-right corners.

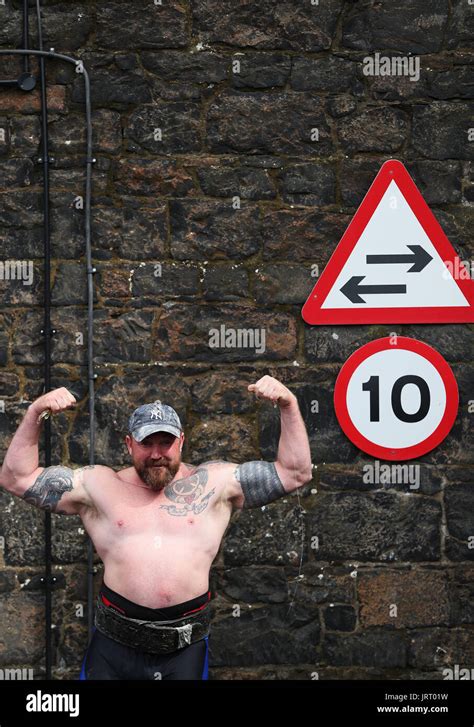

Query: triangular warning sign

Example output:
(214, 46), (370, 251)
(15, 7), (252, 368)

(302, 160), (474, 325)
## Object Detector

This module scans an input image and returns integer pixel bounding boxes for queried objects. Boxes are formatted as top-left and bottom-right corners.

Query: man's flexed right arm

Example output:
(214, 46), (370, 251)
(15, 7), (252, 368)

(0, 388), (94, 515)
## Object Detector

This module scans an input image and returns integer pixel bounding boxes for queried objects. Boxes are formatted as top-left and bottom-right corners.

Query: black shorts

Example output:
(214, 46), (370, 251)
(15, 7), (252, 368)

(79, 583), (211, 681)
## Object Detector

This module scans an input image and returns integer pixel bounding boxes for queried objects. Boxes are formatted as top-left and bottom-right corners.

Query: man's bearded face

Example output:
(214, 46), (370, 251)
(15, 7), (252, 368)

(128, 431), (182, 491)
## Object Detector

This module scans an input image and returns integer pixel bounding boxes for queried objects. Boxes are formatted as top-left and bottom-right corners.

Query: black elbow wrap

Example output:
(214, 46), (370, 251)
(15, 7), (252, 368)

(235, 460), (286, 509)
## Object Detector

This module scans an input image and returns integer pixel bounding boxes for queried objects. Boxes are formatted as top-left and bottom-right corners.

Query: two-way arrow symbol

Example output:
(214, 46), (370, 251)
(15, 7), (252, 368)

(340, 245), (433, 303)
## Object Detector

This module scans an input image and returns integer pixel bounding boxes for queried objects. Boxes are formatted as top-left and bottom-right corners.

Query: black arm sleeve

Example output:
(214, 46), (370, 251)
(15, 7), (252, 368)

(235, 460), (286, 509)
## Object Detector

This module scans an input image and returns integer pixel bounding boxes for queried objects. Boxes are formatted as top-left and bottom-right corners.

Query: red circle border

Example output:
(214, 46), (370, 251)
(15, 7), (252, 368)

(333, 337), (459, 461)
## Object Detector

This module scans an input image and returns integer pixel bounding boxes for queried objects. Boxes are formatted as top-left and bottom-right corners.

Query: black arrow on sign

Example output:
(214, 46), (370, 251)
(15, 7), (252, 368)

(366, 244), (432, 273)
(340, 276), (406, 304)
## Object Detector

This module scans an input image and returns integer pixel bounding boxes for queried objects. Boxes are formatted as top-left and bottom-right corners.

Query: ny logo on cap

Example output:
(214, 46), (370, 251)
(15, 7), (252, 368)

(149, 401), (163, 420)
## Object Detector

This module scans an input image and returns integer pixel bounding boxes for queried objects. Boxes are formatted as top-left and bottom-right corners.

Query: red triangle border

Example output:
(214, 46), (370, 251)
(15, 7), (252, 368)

(301, 159), (474, 325)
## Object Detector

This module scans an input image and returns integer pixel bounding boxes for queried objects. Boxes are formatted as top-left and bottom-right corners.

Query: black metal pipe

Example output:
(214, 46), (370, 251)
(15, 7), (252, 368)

(22, 0), (30, 74)
(33, 0), (53, 681)
(0, 76), (36, 90)
(0, 43), (96, 674)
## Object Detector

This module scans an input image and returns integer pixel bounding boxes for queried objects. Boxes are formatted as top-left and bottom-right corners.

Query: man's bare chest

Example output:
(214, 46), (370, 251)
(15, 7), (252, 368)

(83, 465), (230, 544)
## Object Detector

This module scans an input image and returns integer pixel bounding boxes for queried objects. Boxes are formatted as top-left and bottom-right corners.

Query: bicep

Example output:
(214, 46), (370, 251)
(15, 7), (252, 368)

(19, 465), (92, 515)
(226, 460), (289, 510)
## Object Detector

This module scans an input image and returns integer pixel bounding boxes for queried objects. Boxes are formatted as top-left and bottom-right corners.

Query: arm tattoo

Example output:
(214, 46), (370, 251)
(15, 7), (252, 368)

(22, 466), (75, 514)
(160, 467), (216, 517)
(234, 461), (286, 509)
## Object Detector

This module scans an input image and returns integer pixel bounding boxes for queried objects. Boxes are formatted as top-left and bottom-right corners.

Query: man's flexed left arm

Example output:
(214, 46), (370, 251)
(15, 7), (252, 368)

(248, 375), (313, 493)
(224, 376), (313, 509)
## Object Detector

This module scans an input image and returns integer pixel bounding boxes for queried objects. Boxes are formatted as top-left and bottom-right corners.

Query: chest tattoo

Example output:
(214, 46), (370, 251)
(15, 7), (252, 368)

(160, 467), (216, 517)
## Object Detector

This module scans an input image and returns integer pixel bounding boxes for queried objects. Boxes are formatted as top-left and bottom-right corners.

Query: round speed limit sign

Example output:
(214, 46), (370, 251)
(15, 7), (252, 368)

(334, 337), (458, 461)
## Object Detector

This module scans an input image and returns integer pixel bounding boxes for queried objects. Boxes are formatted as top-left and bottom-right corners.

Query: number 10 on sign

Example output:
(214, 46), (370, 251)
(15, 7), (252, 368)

(334, 337), (459, 461)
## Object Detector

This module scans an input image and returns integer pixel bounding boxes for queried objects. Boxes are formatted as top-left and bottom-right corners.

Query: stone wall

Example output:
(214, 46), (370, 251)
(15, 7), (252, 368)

(0, 0), (472, 679)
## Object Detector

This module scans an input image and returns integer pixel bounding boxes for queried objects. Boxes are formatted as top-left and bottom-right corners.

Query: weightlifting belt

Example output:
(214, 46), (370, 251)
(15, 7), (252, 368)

(94, 593), (212, 654)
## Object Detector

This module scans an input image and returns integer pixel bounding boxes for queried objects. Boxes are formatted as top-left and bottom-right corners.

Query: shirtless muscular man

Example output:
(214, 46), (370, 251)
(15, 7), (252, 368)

(0, 375), (312, 680)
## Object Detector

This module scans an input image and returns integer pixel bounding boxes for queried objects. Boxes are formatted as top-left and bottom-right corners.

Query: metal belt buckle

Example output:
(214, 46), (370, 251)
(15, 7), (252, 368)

(176, 623), (193, 649)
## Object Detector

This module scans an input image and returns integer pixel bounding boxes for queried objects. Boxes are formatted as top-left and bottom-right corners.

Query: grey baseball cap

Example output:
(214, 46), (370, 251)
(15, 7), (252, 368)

(128, 400), (183, 442)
